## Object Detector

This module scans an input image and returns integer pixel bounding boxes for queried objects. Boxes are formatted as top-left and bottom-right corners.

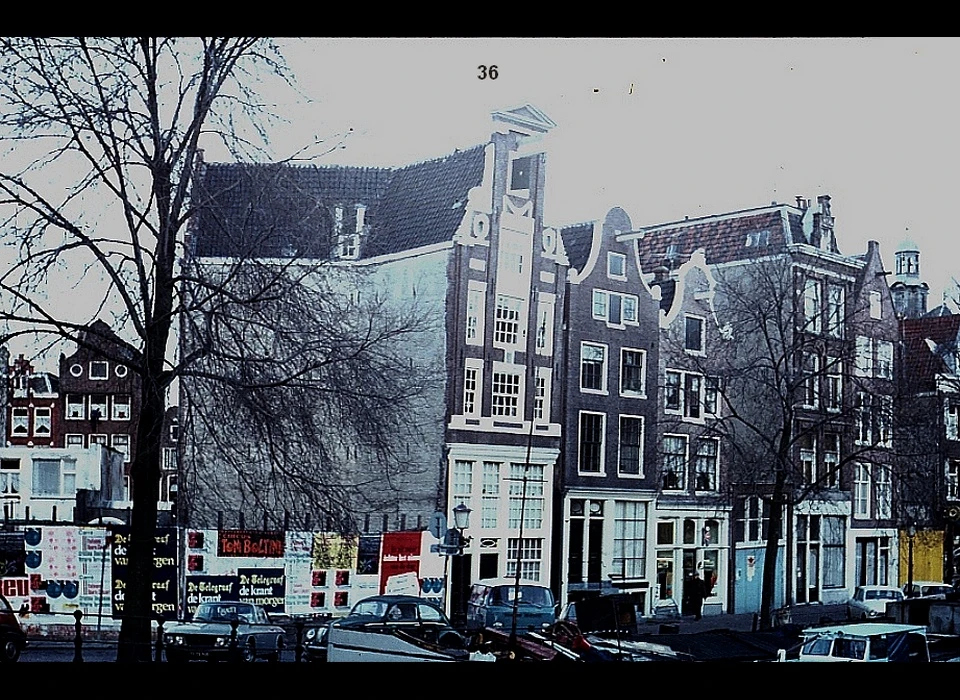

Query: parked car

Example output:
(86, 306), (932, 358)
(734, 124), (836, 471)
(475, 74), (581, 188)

(319, 594), (469, 662)
(847, 585), (904, 620)
(788, 622), (930, 662)
(163, 601), (286, 662)
(466, 578), (557, 633)
(0, 595), (26, 663)
(903, 581), (953, 599)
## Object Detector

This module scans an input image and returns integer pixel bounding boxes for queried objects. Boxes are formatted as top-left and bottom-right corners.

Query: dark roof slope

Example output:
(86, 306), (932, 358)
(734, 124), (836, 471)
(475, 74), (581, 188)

(902, 314), (960, 389)
(191, 146), (486, 261)
(558, 222), (595, 274)
(635, 207), (793, 270)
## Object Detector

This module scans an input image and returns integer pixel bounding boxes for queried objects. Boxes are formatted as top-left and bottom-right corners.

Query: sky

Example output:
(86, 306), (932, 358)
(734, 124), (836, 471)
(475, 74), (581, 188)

(205, 37), (959, 307)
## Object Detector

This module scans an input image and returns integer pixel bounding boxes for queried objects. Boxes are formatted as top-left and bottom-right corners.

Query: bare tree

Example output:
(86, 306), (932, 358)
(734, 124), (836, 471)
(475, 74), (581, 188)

(0, 37), (428, 661)
(681, 256), (901, 629)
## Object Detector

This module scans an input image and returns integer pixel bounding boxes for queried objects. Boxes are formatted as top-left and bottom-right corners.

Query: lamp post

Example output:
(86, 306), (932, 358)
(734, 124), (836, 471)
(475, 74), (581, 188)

(907, 524), (916, 598)
(452, 503), (472, 627)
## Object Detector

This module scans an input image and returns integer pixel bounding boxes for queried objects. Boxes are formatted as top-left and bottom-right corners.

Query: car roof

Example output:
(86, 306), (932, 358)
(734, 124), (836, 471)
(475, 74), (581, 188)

(803, 623), (926, 638)
(354, 595), (437, 605)
(472, 578), (549, 588)
(855, 584), (902, 591)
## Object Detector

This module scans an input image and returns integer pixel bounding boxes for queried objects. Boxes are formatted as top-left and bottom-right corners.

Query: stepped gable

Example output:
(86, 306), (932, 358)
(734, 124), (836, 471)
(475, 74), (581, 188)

(362, 145), (486, 259)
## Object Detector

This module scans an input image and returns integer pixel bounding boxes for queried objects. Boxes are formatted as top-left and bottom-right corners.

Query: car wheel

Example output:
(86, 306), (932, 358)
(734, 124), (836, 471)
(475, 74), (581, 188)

(242, 638), (257, 663)
(1, 639), (21, 663)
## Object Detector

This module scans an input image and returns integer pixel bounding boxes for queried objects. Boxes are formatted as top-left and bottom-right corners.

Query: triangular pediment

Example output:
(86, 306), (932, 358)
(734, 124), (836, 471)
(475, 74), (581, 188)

(491, 104), (557, 135)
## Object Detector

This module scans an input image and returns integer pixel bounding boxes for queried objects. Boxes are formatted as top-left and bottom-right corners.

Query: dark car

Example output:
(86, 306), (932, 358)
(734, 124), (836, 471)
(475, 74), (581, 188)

(303, 595), (467, 662)
(0, 594), (26, 663)
(163, 601), (286, 662)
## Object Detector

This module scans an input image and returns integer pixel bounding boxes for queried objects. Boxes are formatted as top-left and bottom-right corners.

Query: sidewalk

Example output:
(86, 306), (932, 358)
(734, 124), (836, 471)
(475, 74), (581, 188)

(641, 603), (849, 635)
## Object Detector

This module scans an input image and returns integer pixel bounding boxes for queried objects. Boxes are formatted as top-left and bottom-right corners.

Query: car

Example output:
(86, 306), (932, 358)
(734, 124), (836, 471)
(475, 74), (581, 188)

(0, 594), (27, 663)
(307, 594), (469, 662)
(163, 601), (286, 662)
(791, 623), (929, 662)
(847, 585), (904, 620)
(903, 580), (953, 599)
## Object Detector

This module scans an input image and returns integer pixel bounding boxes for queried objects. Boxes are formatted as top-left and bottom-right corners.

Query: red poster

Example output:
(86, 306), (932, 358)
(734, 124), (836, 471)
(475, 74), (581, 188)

(378, 532), (421, 594)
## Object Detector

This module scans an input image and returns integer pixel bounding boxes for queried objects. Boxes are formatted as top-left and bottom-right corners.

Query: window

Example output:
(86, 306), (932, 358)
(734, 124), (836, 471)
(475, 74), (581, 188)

(823, 433), (840, 488)
(452, 460), (474, 515)
(162, 446), (177, 471)
(463, 360), (482, 417)
(662, 435), (687, 490)
(32, 407), (51, 437)
(115, 364), (128, 378)
(66, 394), (85, 420)
(32, 458), (75, 497)
(112, 394), (131, 421)
(89, 395), (108, 422)
(799, 432), (817, 484)
(875, 465), (891, 519)
(580, 343), (607, 392)
(745, 230), (770, 247)
(65, 434), (84, 448)
(0, 459), (20, 497)
(506, 538), (542, 582)
(533, 367), (551, 423)
(803, 277), (822, 333)
(876, 341), (893, 380)
(620, 349), (646, 395)
(494, 294), (522, 347)
(89, 434), (107, 446)
(169, 418), (179, 443)
(618, 415), (644, 477)
(684, 315), (705, 353)
(578, 412), (605, 474)
(856, 392), (872, 444)
(112, 434), (131, 463)
(876, 396), (893, 447)
(465, 286), (486, 345)
(535, 298), (554, 355)
(870, 291), (882, 319)
(592, 289), (639, 327)
(613, 501), (647, 579)
(665, 370), (706, 420)
(491, 368), (522, 418)
(509, 463), (544, 529)
(802, 353), (820, 408)
(826, 356), (842, 411)
(509, 155), (533, 191)
(607, 252), (626, 279)
(694, 439), (719, 491)
(948, 404), (960, 441)
(704, 376), (721, 416)
(481, 462), (500, 528)
(822, 516), (846, 588)
(89, 361), (109, 380)
(854, 464), (871, 517)
(827, 284), (844, 337)
(11, 408), (28, 436)
(948, 460), (960, 501)
(740, 497), (771, 544)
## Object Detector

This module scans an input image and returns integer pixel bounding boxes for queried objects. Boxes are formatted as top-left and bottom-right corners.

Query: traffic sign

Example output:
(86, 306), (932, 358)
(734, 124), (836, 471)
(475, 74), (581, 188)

(429, 511), (447, 539)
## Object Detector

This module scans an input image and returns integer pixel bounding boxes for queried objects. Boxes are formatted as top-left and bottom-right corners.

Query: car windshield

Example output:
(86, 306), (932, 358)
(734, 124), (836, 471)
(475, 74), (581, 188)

(194, 602), (255, 623)
(492, 585), (554, 607)
(350, 599), (391, 618)
(865, 590), (900, 600)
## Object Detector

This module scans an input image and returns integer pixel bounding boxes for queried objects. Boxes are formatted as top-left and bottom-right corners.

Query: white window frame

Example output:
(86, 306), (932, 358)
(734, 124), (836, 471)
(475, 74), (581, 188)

(481, 461), (500, 529)
(948, 404), (960, 441)
(613, 501), (647, 579)
(463, 359), (483, 417)
(89, 360), (109, 380)
(65, 434), (84, 448)
(11, 407), (29, 436)
(799, 432), (817, 484)
(493, 294), (524, 349)
(32, 457), (76, 498)
(875, 465), (891, 519)
(855, 336), (874, 377)
(617, 414), (645, 478)
(89, 395), (109, 423)
(826, 356), (842, 412)
(508, 463), (544, 530)
(869, 291), (882, 320)
(111, 434), (131, 463)
(535, 296), (555, 356)
(607, 251), (627, 280)
(803, 277), (822, 334)
(89, 433), (108, 447)
(32, 407), (52, 437)
(694, 438), (719, 492)
(662, 434), (688, 491)
(856, 392), (872, 445)
(619, 348), (646, 397)
(876, 340), (893, 380)
(578, 411), (606, 475)
(66, 394), (85, 420)
(580, 342), (608, 394)
(947, 460), (960, 501)
(823, 433), (841, 488)
(802, 352), (820, 409)
(452, 459), (474, 515)
(534, 367), (552, 423)
(854, 464), (871, 518)
(827, 284), (844, 338)
(592, 288), (639, 328)
(491, 363), (524, 418)
(112, 394), (131, 421)
(664, 369), (705, 421)
(684, 314), (706, 354)
(506, 537), (542, 582)
(465, 283), (486, 346)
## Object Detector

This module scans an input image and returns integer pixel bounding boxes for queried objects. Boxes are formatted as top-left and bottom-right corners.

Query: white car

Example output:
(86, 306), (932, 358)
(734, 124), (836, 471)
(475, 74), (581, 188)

(847, 585), (903, 620)
(903, 581), (953, 599)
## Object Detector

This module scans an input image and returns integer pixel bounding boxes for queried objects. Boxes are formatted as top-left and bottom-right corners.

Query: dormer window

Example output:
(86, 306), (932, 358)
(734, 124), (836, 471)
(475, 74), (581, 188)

(607, 252), (626, 279)
(90, 361), (108, 380)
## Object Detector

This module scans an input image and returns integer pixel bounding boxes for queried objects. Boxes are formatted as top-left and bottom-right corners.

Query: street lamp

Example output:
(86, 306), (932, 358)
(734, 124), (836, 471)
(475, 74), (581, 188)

(907, 524), (916, 598)
(452, 503), (472, 627)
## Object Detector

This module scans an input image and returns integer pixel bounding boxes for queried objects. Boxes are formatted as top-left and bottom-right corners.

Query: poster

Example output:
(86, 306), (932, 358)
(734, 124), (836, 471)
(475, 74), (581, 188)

(379, 531), (421, 595)
(0, 531), (24, 577)
(311, 533), (357, 570)
(218, 530), (285, 558)
(110, 526), (178, 620)
(184, 575), (239, 618)
(238, 567), (285, 611)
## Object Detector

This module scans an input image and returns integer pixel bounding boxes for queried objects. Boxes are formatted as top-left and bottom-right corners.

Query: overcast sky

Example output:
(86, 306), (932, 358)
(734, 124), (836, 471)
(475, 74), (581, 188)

(213, 37), (959, 306)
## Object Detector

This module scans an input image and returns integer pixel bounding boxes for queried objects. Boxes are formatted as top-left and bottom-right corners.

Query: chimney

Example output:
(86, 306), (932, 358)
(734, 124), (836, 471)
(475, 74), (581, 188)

(795, 196), (808, 211)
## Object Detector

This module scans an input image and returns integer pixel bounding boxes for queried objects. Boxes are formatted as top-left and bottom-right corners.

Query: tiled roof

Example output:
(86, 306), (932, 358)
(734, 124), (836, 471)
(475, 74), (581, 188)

(634, 207), (795, 269)
(902, 314), (960, 388)
(191, 146), (486, 261)
(558, 222), (595, 274)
